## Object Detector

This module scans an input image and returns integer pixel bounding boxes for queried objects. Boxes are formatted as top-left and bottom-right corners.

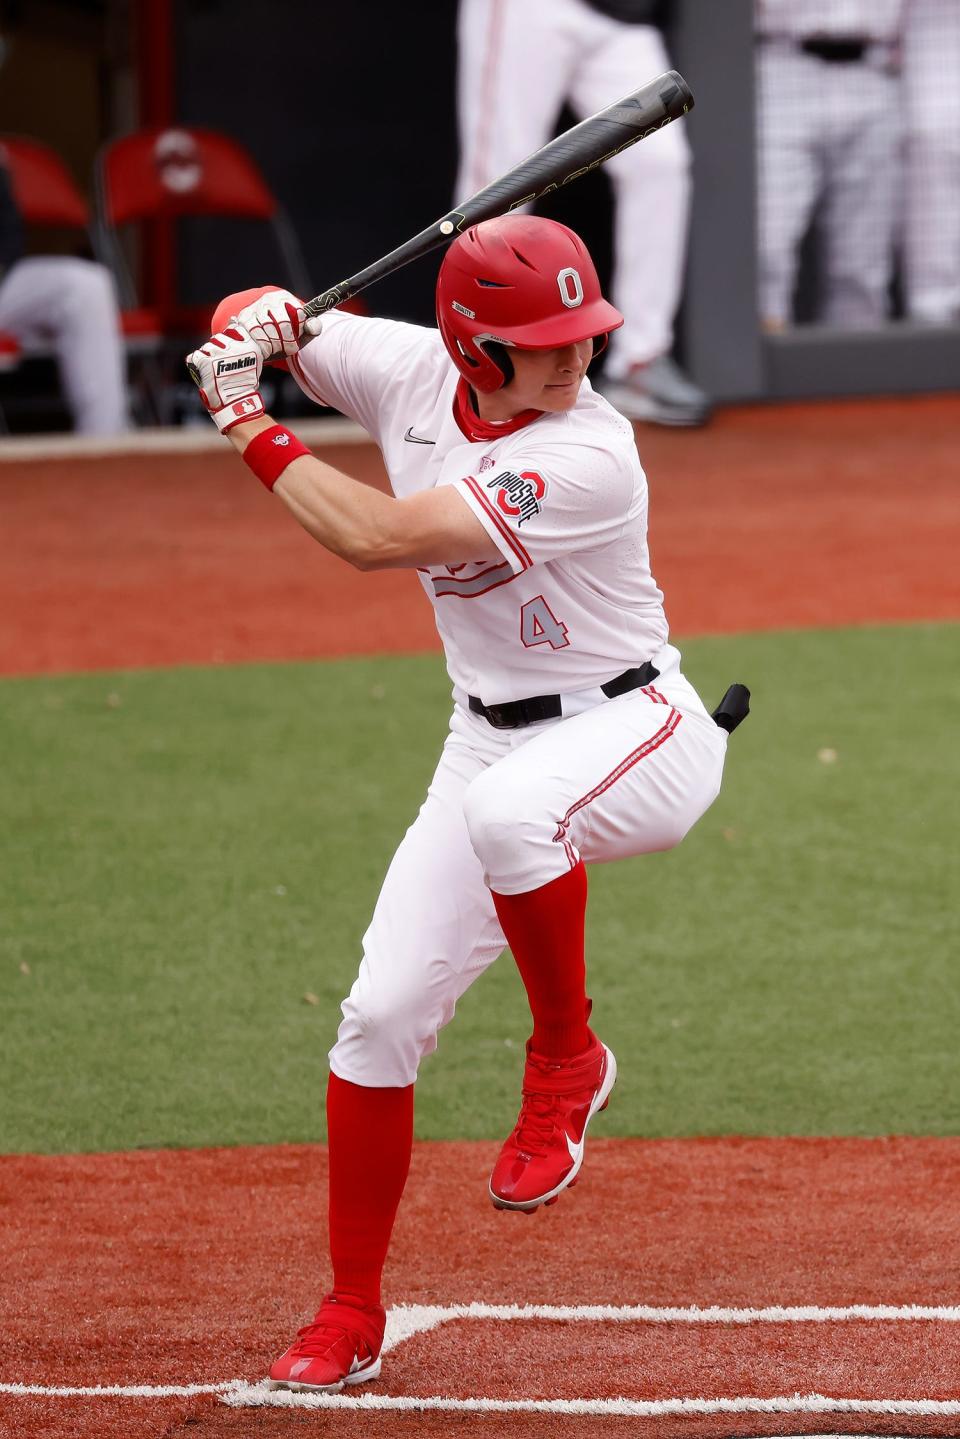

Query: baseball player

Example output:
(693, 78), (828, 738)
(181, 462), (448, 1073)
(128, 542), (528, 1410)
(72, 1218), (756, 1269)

(0, 147), (129, 434)
(455, 0), (710, 426)
(755, 0), (905, 328)
(187, 216), (738, 1394)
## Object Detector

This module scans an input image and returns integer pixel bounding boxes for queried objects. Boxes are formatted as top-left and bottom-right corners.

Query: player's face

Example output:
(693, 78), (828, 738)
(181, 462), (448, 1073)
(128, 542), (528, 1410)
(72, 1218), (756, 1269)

(479, 339), (595, 419)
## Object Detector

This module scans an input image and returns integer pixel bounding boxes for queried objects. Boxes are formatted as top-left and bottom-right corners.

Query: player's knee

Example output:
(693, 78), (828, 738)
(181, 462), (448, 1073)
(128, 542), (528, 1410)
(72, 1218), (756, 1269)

(61, 259), (119, 318)
(336, 977), (443, 1085)
(462, 767), (550, 870)
(350, 981), (421, 1045)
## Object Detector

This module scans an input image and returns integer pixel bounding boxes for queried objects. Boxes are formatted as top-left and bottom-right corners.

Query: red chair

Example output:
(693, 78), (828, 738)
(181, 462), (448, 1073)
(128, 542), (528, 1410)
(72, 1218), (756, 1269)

(94, 126), (312, 342)
(1, 135), (90, 230)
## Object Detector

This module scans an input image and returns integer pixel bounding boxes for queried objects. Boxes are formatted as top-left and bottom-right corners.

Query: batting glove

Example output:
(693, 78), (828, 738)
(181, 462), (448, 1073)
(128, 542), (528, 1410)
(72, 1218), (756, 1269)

(186, 324), (266, 433)
(229, 288), (323, 362)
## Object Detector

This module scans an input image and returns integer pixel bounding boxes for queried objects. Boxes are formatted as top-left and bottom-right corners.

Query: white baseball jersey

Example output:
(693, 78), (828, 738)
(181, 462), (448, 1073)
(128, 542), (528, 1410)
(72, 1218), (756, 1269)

(290, 309), (668, 705)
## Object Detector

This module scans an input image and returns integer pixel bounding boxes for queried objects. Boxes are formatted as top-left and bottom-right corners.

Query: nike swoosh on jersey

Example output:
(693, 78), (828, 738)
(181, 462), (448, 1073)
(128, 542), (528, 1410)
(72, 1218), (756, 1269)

(404, 427), (436, 444)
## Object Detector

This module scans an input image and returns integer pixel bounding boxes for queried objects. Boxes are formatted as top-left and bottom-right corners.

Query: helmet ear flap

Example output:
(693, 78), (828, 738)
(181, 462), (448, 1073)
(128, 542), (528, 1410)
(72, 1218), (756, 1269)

(592, 333), (609, 359)
(481, 340), (514, 388)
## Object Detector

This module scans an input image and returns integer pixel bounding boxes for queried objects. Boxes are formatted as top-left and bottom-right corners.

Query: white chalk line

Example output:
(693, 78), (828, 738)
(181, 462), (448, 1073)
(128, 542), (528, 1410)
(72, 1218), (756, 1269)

(4, 1303), (960, 1413)
(222, 1391), (960, 1416)
(379, 1301), (960, 1354)
(3, 1380), (959, 1419)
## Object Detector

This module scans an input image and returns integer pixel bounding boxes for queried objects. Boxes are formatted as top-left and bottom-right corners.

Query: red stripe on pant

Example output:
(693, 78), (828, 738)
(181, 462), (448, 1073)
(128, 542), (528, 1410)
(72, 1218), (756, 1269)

(553, 709), (682, 866)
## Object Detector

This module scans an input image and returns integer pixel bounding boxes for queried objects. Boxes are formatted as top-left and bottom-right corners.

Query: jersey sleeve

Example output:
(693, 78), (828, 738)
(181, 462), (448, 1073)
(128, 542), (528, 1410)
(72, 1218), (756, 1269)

(452, 438), (638, 575)
(287, 309), (441, 443)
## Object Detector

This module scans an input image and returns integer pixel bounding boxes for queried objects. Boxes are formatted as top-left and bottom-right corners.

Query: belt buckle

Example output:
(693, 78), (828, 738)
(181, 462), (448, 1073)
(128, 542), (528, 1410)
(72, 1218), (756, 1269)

(485, 704), (514, 730)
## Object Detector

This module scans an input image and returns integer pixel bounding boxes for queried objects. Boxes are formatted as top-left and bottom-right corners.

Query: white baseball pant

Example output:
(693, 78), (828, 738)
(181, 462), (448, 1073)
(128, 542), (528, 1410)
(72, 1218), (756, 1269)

(0, 256), (129, 434)
(329, 645), (726, 1088)
(455, 0), (692, 372)
(756, 45), (901, 327)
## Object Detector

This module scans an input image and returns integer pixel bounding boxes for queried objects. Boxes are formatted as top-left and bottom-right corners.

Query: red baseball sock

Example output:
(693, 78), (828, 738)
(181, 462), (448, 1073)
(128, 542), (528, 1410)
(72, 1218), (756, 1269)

(491, 860), (591, 1058)
(326, 1072), (414, 1307)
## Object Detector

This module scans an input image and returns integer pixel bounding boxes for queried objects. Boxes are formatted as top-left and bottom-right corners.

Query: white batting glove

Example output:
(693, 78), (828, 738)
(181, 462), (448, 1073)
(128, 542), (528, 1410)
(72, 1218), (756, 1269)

(186, 324), (266, 433)
(230, 288), (323, 362)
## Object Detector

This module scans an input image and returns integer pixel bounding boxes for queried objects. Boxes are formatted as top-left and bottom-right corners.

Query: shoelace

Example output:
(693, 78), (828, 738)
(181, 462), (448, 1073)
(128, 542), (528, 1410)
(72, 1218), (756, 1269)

(290, 1294), (375, 1358)
(511, 1044), (603, 1156)
(290, 1319), (357, 1357)
(512, 1090), (565, 1156)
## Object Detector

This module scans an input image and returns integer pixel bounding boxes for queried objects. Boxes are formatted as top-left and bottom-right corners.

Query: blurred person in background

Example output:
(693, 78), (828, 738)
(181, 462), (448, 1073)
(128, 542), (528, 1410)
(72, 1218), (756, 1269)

(902, 0), (960, 324)
(455, 0), (710, 426)
(755, 0), (905, 329)
(0, 145), (129, 434)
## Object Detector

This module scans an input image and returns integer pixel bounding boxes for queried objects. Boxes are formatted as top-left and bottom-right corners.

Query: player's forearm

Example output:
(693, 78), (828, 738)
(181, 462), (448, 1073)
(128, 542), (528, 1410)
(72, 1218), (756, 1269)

(227, 416), (398, 570)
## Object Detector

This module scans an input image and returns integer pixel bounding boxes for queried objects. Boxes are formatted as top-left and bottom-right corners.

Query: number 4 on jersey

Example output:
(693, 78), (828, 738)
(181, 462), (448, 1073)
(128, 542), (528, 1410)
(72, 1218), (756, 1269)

(520, 595), (569, 650)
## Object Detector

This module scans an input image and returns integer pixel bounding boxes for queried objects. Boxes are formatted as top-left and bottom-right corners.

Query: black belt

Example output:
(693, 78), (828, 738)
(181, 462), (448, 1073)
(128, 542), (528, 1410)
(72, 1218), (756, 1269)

(468, 661), (660, 731)
(800, 35), (870, 63)
(761, 33), (877, 63)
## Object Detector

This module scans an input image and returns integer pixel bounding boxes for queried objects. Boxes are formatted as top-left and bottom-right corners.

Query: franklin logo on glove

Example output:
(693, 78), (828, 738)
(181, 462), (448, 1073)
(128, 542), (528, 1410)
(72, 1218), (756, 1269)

(216, 354), (258, 375)
(185, 321), (267, 433)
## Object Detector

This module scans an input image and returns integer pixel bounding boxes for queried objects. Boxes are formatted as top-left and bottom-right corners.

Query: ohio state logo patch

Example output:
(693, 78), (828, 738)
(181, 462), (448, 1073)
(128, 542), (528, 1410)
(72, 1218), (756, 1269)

(486, 468), (546, 526)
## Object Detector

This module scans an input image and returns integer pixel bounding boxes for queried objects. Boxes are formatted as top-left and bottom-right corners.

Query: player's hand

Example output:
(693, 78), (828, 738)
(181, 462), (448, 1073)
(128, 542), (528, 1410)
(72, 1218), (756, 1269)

(229, 287), (323, 362)
(185, 324), (266, 433)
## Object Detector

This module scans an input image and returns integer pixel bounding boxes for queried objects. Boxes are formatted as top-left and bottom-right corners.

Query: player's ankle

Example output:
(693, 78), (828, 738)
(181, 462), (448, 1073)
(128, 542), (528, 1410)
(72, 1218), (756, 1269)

(529, 1020), (591, 1058)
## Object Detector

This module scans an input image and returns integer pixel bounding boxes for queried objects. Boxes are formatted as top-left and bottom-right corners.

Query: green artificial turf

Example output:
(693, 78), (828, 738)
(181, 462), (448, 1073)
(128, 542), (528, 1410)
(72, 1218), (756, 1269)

(2, 622), (958, 1154)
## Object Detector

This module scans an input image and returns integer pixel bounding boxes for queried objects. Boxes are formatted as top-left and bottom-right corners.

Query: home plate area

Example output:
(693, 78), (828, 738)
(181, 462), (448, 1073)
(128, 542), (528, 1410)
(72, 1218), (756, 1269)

(216, 1301), (960, 1435)
(6, 1139), (960, 1438)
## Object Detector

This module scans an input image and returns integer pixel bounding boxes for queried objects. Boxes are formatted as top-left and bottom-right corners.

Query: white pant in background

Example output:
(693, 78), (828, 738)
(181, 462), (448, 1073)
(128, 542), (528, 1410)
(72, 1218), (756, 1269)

(0, 256), (129, 434)
(455, 0), (692, 373)
(902, 0), (960, 323)
(756, 46), (901, 327)
(330, 646), (726, 1088)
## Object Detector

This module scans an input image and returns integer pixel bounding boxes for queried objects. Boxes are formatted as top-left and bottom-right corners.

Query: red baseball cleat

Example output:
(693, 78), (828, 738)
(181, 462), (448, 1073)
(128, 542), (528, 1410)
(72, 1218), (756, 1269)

(266, 1293), (386, 1393)
(489, 1033), (617, 1211)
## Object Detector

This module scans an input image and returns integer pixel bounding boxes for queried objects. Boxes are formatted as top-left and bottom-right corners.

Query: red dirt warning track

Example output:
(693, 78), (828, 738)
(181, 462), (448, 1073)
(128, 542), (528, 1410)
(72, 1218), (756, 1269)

(3, 1138), (960, 1439)
(1, 396), (958, 677)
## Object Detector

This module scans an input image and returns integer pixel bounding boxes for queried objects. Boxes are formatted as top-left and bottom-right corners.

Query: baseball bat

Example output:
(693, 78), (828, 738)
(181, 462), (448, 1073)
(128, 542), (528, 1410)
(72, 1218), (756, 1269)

(302, 69), (693, 320)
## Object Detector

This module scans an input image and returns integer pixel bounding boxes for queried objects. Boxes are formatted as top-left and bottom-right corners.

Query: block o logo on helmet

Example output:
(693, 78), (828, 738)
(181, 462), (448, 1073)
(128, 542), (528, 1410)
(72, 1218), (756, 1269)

(557, 268), (584, 308)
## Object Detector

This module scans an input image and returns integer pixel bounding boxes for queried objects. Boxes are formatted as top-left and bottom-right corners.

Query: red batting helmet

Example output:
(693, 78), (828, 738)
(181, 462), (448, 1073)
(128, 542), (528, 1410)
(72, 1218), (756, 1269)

(435, 215), (623, 393)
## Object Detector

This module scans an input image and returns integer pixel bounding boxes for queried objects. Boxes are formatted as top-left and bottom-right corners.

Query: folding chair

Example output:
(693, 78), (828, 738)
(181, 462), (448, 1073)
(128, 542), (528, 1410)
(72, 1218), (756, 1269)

(1, 135), (90, 230)
(94, 126), (312, 336)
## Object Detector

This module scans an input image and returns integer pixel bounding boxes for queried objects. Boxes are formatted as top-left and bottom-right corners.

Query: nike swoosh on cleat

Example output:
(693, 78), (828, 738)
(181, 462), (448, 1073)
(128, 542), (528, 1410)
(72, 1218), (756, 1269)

(404, 427), (436, 444)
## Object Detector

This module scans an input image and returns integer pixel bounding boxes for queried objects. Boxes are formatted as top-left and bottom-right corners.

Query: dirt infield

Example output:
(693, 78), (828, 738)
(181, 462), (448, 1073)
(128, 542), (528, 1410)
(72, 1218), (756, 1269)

(3, 1138), (960, 1439)
(1, 396), (958, 677)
